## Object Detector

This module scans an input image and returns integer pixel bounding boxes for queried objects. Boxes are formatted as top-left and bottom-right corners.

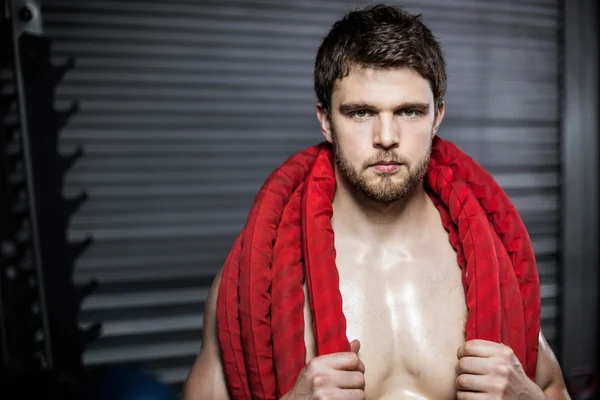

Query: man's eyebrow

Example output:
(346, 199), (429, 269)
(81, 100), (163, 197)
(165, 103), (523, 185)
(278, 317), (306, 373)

(338, 102), (374, 113)
(399, 102), (430, 112)
(338, 101), (430, 113)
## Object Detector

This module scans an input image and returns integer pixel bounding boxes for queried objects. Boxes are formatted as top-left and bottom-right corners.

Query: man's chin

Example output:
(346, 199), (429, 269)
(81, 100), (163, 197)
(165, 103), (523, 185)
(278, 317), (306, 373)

(356, 183), (409, 203)
(362, 191), (408, 204)
(363, 173), (406, 188)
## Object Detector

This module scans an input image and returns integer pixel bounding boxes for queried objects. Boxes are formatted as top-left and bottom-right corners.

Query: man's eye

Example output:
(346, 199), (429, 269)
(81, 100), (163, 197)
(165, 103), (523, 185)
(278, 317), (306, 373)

(351, 110), (370, 118)
(400, 109), (420, 117)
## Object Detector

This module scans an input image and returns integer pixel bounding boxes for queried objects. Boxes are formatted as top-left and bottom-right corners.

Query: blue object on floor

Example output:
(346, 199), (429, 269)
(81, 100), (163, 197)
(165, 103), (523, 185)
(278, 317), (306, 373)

(90, 367), (177, 400)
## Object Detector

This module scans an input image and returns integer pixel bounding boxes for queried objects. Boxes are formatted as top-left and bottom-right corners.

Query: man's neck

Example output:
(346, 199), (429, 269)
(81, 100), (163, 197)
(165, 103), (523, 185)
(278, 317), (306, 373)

(331, 177), (432, 244)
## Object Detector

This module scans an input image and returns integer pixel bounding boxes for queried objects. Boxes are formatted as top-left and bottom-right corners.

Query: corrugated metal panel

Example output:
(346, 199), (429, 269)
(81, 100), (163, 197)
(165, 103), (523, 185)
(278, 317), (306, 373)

(41, 0), (561, 389)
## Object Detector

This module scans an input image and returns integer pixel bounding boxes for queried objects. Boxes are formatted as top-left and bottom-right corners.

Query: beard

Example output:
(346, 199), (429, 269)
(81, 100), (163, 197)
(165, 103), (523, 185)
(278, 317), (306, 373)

(331, 130), (432, 204)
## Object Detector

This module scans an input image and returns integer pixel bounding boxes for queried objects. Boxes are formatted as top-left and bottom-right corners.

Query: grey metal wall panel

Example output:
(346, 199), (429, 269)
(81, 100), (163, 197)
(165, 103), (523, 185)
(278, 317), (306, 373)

(41, 0), (561, 388)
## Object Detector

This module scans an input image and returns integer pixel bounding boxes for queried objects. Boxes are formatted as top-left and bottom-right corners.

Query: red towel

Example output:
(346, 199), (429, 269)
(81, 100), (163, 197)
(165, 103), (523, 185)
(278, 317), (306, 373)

(216, 136), (541, 399)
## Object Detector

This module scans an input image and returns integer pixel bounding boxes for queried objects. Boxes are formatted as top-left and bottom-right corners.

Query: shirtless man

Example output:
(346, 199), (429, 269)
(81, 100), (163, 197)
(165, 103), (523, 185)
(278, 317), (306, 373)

(183, 4), (570, 399)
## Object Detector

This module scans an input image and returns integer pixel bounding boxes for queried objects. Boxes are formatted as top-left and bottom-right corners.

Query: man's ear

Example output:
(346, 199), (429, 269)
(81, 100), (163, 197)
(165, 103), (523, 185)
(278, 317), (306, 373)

(316, 103), (333, 143)
(432, 101), (445, 137)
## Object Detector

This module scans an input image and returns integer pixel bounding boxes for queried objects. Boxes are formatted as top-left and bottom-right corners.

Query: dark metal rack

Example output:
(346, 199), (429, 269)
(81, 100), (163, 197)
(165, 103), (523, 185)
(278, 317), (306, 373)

(0, 0), (52, 373)
(0, 1), (99, 394)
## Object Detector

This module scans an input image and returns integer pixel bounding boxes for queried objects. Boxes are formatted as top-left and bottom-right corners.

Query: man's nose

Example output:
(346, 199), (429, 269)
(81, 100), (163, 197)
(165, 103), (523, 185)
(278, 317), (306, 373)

(373, 115), (399, 149)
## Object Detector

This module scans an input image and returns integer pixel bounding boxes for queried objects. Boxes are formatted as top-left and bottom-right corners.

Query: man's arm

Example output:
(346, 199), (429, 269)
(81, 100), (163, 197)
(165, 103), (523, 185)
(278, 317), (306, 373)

(534, 330), (571, 399)
(181, 270), (230, 400)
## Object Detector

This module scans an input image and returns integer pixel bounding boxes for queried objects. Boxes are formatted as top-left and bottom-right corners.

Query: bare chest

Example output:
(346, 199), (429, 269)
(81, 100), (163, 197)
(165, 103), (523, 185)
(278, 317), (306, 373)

(303, 242), (467, 399)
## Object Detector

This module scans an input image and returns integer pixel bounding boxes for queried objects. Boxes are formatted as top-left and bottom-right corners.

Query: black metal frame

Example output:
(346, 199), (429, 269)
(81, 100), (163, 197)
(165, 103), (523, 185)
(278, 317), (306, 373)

(1, 0), (99, 384)
(560, 0), (599, 390)
(0, 0), (52, 371)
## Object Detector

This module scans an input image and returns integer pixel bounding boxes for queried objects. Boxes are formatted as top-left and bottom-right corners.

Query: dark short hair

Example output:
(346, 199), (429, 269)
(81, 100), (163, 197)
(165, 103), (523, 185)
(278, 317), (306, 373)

(314, 4), (447, 112)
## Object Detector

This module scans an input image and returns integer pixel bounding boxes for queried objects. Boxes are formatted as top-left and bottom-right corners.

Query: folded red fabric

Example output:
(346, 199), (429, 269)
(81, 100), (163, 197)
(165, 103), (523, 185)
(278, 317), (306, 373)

(216, 136), (541, 399)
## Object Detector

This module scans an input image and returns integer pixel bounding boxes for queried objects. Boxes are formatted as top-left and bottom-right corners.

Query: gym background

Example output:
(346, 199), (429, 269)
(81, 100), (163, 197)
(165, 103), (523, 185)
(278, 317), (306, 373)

(0, 0), (597, 399)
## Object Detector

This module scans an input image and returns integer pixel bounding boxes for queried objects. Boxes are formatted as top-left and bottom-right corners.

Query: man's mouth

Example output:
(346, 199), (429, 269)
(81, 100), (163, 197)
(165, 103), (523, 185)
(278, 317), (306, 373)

(373, 161), (399, 165)
(371, 161), (402, 173)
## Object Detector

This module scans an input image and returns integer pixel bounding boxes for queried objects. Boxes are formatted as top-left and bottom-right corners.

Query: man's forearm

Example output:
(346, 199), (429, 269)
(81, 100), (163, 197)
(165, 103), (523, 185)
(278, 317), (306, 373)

(541, 381), (572, 400)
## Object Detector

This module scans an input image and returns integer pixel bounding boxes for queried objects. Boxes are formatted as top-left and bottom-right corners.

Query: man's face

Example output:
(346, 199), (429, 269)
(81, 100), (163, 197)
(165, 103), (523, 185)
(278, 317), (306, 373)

(317, 66), (445, 203)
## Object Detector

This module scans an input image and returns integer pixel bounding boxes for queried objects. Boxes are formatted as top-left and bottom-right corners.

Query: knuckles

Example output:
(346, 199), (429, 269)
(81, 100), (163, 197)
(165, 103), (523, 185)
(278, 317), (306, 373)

(456, 374), (469, 389)
(306, 358), (319, 372)
(357, 373), (366, 388)
(301, 353), (365, 398)
(347, 352), (360, 368)
(461, 341), (474, 355)
(350, 371), (366, 389)
(310, 374), (326, 389)
(457, 357), (469, 373)
(494, 363), (511, 377)
(500, 344), (515, 360)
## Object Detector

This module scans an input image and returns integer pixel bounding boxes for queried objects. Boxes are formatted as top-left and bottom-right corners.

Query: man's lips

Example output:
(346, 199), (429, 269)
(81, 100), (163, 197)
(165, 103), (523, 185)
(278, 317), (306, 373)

(371, 161), (402, 173)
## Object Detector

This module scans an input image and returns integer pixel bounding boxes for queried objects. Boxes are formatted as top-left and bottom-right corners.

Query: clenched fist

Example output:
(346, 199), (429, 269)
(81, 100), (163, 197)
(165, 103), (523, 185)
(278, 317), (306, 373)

(455, 339), (545, 400)
(282, 339), (366, 400)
